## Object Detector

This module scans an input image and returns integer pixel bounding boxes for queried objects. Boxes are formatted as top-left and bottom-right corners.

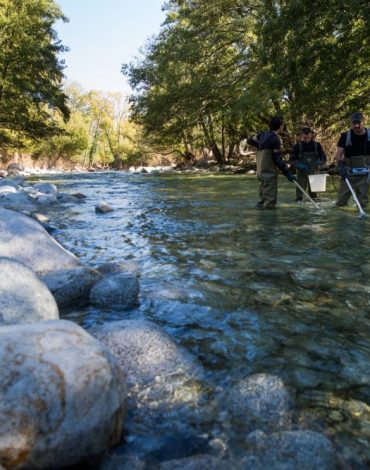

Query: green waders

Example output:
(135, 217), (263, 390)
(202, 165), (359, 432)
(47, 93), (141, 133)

(336, 154), (370, 208)
(296, 143), (318, 201)
(256, 149), (278, 209)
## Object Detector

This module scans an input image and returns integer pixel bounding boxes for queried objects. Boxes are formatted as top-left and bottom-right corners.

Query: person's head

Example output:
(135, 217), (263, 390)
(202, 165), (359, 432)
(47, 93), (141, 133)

(269, 116), (284, 133)
(300, 127), (313, 143)
(351, 112), (364, 135)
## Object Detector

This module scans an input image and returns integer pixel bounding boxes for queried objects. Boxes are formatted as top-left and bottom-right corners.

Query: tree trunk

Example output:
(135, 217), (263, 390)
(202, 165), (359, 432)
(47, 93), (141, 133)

(199, 114), (225, 165)
(104, 129), (122, 168)
(88, 129), (100, 167)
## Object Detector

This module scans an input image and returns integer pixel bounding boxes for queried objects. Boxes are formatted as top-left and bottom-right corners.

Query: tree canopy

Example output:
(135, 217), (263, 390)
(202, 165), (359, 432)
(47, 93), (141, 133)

(123, 0), (370, 161)
(31, 83), (145, 168)
(0, 0), (69, 147)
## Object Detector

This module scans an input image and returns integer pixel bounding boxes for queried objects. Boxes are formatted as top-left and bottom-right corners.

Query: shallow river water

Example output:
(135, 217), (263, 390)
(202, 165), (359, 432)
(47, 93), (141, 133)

(41, 171), (370, 467)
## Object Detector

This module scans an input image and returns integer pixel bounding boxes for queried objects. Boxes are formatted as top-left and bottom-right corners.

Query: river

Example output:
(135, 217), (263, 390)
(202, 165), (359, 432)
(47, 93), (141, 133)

(41, 171), (370, 467)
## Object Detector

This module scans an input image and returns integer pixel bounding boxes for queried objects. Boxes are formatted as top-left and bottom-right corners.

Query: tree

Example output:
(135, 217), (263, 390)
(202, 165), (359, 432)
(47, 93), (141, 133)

(124, 0), (370, 160)
(0, 0), (69, 147)
(32, 111), (89, 166)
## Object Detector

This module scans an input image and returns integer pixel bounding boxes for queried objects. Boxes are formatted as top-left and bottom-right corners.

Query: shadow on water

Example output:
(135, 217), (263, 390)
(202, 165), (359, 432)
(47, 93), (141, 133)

(42, 171), (370, 466)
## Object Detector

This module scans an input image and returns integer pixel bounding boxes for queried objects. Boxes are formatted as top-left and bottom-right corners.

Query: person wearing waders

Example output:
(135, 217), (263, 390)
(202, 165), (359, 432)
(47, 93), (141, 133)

(335, 112), (370, 209)
(289, 127), (327, 203)
(247, 116), (296, 210)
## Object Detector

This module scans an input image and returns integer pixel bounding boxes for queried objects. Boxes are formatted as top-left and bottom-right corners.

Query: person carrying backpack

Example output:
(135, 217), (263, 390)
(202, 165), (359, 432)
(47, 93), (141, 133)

(289, 127), (327, 203)
(336, 112), (370, 209)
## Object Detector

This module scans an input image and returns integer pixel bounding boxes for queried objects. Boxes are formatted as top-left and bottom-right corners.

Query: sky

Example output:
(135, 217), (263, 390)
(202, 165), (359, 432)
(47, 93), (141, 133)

(55, 0), (166, 94)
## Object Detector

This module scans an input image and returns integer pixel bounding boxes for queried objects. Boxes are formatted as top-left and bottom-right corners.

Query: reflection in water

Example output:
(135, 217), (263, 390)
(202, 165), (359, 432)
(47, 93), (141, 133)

(42, 172), (370, 466)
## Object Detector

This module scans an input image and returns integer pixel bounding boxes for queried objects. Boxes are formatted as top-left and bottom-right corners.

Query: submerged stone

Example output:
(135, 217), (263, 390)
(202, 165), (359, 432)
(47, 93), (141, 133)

(242, 430), (337, 469)
(89, 272), (140, 309)
(225, 373), (293, 433)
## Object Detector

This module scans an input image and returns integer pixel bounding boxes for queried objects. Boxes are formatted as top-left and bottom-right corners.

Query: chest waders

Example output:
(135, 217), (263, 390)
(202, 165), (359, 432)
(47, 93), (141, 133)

(256, 148), (278, 208)
(295, 142), (318, 200)
(343, 128), (370, 170)
(337, 128), (370, 208)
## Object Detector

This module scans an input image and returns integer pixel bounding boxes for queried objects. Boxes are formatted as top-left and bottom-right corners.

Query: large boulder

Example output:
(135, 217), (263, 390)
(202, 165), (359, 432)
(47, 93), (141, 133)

(0, 191), (37, 213)
(0, 257), (58, 326)
(6, 163), (25, 174)
(89, 320), (204, 408)
(0, 207), (80, 273)
(89, 273), (140, 309)
(90, 321), (206, 461)
(0, 320), (127, 469)
(41, 266), (102, 309)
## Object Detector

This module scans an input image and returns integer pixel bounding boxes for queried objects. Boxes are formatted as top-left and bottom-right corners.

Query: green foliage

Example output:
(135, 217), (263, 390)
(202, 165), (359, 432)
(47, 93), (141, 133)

(32, 111), (89, 165)
(124, 0), (370, 159)
(0, 0), (70, 147)
(32, 82), (145, 167)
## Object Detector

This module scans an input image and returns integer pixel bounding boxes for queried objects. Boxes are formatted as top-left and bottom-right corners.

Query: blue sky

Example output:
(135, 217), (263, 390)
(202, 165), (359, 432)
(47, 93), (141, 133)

(55, 0), (165, 93)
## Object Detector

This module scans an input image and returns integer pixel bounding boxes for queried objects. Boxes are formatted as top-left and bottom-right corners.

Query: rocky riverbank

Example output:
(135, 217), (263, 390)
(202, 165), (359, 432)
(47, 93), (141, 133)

(0, 167), (340, 469)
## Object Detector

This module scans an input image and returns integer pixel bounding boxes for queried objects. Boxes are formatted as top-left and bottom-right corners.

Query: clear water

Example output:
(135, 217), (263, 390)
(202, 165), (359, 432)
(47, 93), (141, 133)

(40, 171), (370, 466)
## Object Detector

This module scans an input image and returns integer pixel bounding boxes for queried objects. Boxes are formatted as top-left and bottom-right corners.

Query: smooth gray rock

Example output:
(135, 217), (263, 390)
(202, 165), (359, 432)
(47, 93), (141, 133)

(0, 191), (37, 213)
(57, 192), (81, 203)
(90, 319), (202, 386)
(0, 185), (16, 194)
(6, 162), (24, 173)
(242, 430), (337, 469)
(41, 266), (102, 308)
(94, 262), (126, 275)
(36, 193), (58, 205)
(226, 373), (293, 432)
(0, 207), (80, 274)
(95, 202), (114, 213)
(33, 182), (58, 194)
(0, 176), (25, 187)
(94, 261), (140, 276)
(0, 179), (19, 188)
(89, 320), (204, 410)
(0, 320), (127, 469)
(0, 257), (59, 326)
(71, 192), (87, 200)
(89, 273), (140, 309)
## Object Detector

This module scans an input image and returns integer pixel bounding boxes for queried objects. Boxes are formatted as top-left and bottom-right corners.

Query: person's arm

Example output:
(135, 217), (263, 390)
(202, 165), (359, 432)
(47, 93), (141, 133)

(289, 144), (299, 164)
(335, 133), (346, 164)
(317, 142), (327, 163)
(335, 146), (345, 164)
(272, 149), (296, 181)
(247, 134), (259, 149)
(335, 146), (347, 179)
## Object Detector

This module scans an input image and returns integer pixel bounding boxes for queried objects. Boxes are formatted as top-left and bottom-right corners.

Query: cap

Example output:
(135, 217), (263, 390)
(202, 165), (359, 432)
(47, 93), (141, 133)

(301, 127), (312, 134)
(351, 112), (363, 122)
